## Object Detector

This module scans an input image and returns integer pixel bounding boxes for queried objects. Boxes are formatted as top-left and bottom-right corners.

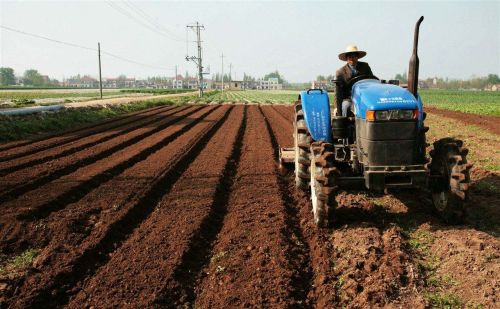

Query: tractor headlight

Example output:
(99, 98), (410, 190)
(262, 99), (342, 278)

(375, 110), (390, 120)
(367, 109), (418, 121)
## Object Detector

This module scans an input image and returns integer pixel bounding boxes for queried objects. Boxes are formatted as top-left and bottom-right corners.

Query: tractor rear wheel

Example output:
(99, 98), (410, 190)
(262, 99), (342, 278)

(429, 138), (472, 224)
(310, 142), (338, 227)
(294, 103), (312, 191)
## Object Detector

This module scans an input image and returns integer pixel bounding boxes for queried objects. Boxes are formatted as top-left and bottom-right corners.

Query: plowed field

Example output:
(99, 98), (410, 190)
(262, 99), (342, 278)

(0, 104), (498, 308)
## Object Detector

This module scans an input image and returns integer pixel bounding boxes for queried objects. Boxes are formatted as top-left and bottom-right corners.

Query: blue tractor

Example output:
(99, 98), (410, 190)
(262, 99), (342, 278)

(280, 17), (472, 227)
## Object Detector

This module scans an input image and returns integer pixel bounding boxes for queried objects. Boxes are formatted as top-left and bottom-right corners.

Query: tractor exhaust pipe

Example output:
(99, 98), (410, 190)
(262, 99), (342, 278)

(408, 16), (424, 98)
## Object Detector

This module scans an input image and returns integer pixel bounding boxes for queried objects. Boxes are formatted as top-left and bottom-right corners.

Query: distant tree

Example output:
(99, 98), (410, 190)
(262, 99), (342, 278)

(0, 67), (15, 86)
(185, 71), (189, 80)
(50, 79), (60, 86)
(394, 71), (408, 83)
(264, 70), (286, 84)
(316, 75), (326, 81)
(243, 73), (256, 82)
(245, 73), (256, 82)
(487, 74), (500, 84)
(23, 69), (44, 86)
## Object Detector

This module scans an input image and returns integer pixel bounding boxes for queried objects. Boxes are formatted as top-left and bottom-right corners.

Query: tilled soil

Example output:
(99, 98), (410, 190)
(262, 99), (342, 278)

(0, 104), (498, 308)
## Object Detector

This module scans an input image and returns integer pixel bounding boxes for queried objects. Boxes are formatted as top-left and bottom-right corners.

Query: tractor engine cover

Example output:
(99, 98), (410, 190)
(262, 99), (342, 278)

(351, 79), (423, 166)
(352, 79), (423, 123)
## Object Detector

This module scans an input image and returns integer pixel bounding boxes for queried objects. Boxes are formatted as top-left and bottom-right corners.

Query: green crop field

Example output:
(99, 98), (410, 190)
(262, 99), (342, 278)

(195, 90), (299, 104)
(196, 90), (499, 117)
(196, 90), (335, 104)
(419, 89), (500, 116)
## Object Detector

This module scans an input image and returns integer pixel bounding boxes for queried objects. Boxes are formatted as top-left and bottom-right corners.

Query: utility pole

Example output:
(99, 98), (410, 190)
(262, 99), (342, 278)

(175, 65), (177, 89)
(221, 52), (224, 96)
(186, 22), (205, 97)
(229, 63), (232, 82)
(98, 42), (103, 99)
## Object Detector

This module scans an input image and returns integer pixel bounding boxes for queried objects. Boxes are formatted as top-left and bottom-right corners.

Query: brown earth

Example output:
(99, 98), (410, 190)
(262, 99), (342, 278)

(426, 106), (500, 135)
(0, 104), (498, 308)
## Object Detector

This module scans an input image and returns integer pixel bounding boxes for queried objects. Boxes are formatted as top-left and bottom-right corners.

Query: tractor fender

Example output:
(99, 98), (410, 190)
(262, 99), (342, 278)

(299, 89), (333, 143)
(416, 94), (424, 129)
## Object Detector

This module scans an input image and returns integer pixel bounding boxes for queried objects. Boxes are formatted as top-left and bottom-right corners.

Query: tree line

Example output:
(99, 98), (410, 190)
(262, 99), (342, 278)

(210, 70), (288, 85)
(4, 66), (497, 90)
(314, 72), (500, 90)
(393, 72), (500, 90)
(0, 67), (60, 87)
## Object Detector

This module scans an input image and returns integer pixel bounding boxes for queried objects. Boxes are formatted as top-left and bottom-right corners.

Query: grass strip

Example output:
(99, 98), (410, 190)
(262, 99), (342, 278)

(0, 96), (193, 142)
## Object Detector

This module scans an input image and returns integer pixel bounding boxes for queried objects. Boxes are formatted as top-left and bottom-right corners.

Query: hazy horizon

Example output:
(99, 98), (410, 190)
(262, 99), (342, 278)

(1, 0), (499, 83)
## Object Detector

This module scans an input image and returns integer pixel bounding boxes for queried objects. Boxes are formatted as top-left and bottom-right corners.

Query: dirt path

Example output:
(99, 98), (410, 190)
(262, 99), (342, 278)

(63, 91), (196, 108)
(0, 104), (498, 308)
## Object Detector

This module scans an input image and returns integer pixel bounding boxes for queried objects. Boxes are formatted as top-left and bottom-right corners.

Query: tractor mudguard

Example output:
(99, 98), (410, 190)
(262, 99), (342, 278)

(416, 94), (423, 128)
(299, 89), (333, 143)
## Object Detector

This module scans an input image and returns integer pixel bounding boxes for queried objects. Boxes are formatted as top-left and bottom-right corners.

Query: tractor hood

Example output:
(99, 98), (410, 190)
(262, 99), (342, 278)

(352, 80), (419, 119)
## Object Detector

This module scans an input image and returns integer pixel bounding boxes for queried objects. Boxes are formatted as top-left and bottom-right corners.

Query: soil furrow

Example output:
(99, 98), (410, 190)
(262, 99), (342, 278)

(65, 105), (246, 308)
(8, 106), (232, 308)
(0, 105), (180, 176)
(270, 104), (294, 124)
(0, 106), (201, 202)
(0, 106), (217, 252)
(0, 139), (31, 152)
(0, 104), (170, 160)
(263, 105), (423, 307)
(259, 105), (314, 306)
(194, 105), (305, 308)
(272, 105), (339, 307)
(154, 106), (247, 307)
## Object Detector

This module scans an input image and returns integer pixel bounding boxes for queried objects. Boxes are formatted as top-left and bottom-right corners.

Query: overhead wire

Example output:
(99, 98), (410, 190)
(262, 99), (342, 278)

(104, 0), (184, 42)
(123, 0), (183, 41)
(0, 25), (175, 71)
(0, 25), (96, 52)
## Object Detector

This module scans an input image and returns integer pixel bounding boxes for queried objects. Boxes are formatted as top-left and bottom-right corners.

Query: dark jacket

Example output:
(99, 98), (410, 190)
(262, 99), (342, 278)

(335, 61), (373, 112)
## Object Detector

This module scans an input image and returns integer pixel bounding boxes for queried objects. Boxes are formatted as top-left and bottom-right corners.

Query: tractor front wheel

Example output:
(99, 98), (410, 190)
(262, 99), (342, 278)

(429, 138), (472, 224)
(310, 142), (338, 227)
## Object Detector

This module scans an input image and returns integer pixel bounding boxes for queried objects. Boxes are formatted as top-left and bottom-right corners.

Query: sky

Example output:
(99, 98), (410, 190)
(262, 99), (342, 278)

(0, 0), (499, 82)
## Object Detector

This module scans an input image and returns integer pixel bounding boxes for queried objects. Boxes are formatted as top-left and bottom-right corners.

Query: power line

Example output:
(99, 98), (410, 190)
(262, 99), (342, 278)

(0, 25), (95, 52)
(102, 50), (174, 71)
(123, 0), (183, 40)
(105, 0), (184, 42)
(0, 25), (175, 71)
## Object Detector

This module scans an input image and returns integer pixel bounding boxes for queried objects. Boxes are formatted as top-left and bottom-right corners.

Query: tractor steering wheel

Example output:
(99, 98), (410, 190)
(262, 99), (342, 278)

(347, 75), (379, 88)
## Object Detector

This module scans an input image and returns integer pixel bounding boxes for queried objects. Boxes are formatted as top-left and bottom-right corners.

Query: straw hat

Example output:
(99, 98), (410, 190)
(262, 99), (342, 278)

(338, 45), (367, 61)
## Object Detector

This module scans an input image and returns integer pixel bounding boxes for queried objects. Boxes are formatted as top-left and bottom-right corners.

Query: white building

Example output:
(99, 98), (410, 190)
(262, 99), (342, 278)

(257, 77), (282, 90)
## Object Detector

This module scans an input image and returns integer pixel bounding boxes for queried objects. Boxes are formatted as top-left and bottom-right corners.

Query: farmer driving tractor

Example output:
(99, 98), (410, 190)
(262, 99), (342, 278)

(335, 45), (374, 116)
